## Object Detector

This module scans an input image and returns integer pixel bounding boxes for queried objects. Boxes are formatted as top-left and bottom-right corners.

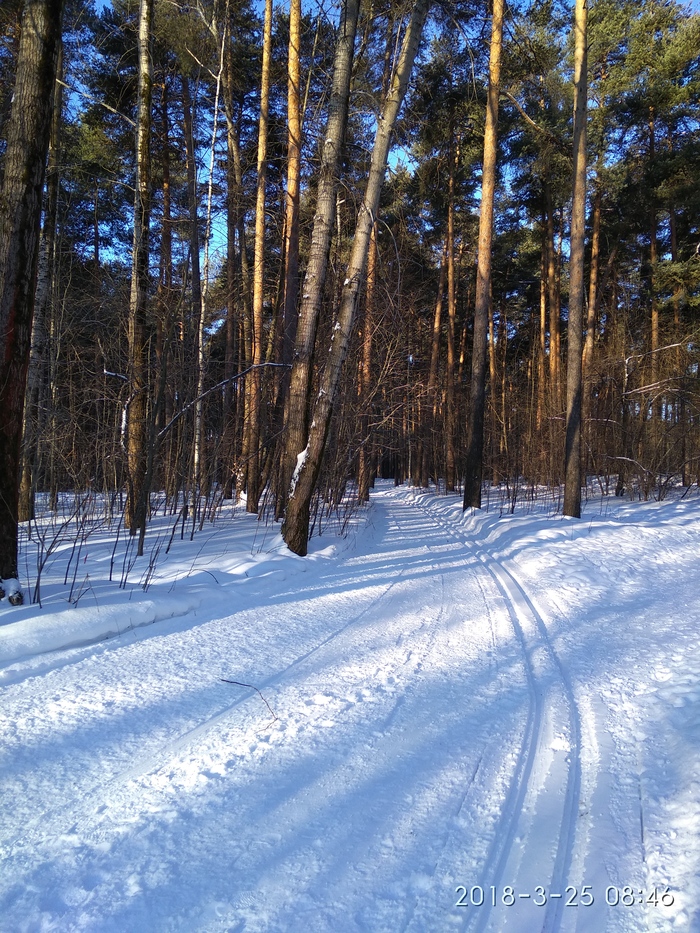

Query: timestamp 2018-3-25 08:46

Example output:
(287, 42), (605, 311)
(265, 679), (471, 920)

(454, 884), (675, 909)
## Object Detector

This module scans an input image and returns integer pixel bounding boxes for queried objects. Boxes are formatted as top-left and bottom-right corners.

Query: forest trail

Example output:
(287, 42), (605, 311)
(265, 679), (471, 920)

(1, 484), (697, 932)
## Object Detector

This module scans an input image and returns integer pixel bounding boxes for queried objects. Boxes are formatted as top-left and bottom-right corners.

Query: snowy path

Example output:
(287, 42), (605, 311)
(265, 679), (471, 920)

(405, 496), (585, 933)
(1, 484), (698, 932)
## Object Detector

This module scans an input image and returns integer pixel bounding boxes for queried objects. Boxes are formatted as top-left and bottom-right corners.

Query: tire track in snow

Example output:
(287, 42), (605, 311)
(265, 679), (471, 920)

(407, 495), (583, 933)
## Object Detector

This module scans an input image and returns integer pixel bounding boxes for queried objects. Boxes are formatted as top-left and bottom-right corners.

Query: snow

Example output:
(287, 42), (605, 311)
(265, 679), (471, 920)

(1, 481), (699, 932)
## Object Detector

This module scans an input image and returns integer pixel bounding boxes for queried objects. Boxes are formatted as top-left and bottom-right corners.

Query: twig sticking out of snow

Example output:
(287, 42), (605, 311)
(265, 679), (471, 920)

(220, 679), (279, 727)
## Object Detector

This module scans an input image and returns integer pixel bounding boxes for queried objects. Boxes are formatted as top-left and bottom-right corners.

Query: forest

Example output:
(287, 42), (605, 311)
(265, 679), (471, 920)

(1, 0), (699, 605)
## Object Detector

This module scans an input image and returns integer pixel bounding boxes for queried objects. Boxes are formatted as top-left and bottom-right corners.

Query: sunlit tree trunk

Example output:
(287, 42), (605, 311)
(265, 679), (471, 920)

(546, 192), (562, 418)
(582, 173), (601, 470)
(536, 234), (547, 435)
(357, 225), (378, 502)
(445, 133), (457, 492)
(563, 0), (588, 518)
(282, 0), (302, 370)
(648, 107), (661, 434)
(181, 73), (204, 495)
(422, 252), (446, 486)
(125, 0), (153, 535)
(463, 0), (503, 509)
(245, 0), (273, 513)
(222, 38), (252, 499)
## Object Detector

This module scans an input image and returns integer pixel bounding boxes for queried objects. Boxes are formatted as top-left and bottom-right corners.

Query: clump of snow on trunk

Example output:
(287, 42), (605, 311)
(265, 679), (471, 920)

(289, 446), (308, 498)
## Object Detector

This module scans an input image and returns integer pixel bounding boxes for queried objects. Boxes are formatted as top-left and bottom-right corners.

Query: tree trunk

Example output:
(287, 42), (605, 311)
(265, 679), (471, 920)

(282, 0), (430, 555)
(222, 44), (251, 499)
(278, 0), (361, 516)
(463, 0), (503, 509)
(582, 174), (601, 473)
(0, 0), (65, 601)
(536, 233), (547, 435)
(546, 191), (562, 417)
(563, 0), (588, 518)
(245, 0), (273, 513)
(282, 0), (302, 369)
(445, 132), (458, 492)
(18, 39), (64, 525)
(125, 0), (153, 535)
(648, 108), (661, 436)
(426, 252), (446, 485)
(181, 74), (205, 507)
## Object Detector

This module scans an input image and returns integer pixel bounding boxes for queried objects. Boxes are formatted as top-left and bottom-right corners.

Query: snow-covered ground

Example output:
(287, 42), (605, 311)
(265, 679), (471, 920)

(1, 481), (699, 933)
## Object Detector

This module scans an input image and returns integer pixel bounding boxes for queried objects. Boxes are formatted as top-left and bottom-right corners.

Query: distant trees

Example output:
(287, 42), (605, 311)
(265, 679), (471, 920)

(0, 0), (699, 601)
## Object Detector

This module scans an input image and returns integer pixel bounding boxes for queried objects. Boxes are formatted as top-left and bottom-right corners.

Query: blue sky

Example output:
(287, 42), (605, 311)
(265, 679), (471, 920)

(92, 0), (700, 11)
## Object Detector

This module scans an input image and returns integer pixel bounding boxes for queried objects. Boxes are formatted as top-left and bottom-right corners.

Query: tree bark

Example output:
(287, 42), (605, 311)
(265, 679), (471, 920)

(222, 42), (251, 499)
(125, 0), (153, 535)
(281, 0), (302, 369)
(282, 0), (430, 555)
(536, 233), (547, 435)
(0, 0), (65, 600)
(463, 0), (504, 509)
(546, 191), (562, 416)
(18, 38), (63, 524)
(245, 0), (273, 513)
(181, 74), (205, 502)
(582, 174), (601, 468)
(563, 0), (588, 518)
(357, 224), (376, 502)
(445, 130), (458, 492)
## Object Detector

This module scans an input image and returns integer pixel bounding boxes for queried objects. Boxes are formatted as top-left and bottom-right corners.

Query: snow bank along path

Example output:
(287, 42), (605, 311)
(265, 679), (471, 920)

(0, 483), (698, 932)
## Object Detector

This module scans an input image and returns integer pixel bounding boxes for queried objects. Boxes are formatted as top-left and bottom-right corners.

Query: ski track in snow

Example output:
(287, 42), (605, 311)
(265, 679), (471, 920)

(406, 494), (584, 933)
(0, 489), (511, 932)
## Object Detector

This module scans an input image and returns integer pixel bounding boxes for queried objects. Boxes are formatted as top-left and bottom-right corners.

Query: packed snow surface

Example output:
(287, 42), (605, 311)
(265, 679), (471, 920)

(1, 482), (699, 932)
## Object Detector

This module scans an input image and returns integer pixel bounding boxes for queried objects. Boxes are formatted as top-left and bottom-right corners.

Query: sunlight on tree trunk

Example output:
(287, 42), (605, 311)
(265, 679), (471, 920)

(126, 0), (153, 536)
(563, 0), (588, 519)
(246, 0), (273, 514)
(463, 0), (504, 510)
